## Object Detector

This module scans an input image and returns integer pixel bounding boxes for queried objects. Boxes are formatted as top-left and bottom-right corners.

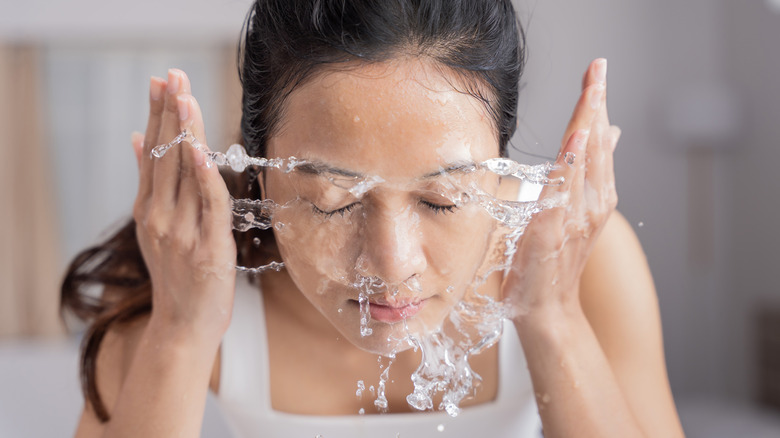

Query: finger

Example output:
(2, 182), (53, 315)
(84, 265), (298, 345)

(581, 58), (607, 92)
(196, 147), (233, 243)
(561, 59), (607, 148)
(131, 131), (144, 169)
(153, 69), (192, 206)
(583, 64), (614, 205)
(542, 129), (589, 199)
(137, 76), (166, 203)
(176, 95), (205, 232)
(601, 125), (621, 208)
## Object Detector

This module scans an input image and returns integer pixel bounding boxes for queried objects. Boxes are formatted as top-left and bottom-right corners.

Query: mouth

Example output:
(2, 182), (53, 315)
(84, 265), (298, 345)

(349, 298), (427, 324)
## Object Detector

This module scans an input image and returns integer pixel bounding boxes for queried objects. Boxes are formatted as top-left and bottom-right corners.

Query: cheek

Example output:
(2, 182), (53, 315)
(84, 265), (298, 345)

(272, 203), (364, 293)
(422, 206), (495, 278)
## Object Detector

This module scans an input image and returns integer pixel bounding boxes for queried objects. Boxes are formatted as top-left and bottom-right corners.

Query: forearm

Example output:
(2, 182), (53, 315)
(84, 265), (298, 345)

(102, 318), (219, 438)
(515, 305), (646, 438)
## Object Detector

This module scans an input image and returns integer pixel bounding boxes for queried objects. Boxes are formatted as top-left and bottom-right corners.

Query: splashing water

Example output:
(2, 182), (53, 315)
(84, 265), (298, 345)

(152, 131), (570, 416)
(374, 355), (394, 412)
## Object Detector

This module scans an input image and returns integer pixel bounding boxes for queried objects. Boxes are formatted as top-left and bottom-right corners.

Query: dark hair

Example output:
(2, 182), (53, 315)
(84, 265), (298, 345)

(61, 0), (526, 422)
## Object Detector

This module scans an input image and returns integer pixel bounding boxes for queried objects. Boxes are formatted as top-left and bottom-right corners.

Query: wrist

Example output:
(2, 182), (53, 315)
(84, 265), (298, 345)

(512, 301), (590, 347)
(145, 313), (225, 356)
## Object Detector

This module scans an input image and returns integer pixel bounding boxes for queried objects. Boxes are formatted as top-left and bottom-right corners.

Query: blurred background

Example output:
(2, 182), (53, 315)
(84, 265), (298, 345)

(1, 0), (779, 436)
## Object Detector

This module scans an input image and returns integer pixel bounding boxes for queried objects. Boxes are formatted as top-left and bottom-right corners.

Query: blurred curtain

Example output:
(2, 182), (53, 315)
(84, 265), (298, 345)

(0, 45), (64, 337)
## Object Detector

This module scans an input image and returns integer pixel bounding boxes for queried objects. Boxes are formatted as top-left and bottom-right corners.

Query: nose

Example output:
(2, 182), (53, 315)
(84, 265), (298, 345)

(357, 204), (427, 288)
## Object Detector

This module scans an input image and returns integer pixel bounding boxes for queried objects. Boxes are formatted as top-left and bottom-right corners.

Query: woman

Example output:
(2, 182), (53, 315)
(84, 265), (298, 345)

(62, 0), (685, 436)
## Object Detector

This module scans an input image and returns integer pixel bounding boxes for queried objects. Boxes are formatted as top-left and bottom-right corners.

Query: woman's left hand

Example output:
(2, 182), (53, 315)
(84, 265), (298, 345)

(502, 58), (622, 324)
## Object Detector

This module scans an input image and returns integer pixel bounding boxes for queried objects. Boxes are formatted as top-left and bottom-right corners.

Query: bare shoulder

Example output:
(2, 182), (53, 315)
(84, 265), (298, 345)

(580, 210), (659, 362)
(73, 309), (151, 436)
(579, 210), (684, 435)
(73, 290), (222, 437)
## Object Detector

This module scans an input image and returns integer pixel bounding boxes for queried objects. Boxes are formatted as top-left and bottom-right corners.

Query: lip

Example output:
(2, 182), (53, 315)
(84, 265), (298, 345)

(349, 298), (427, 324)
(369, 300), (424, 323)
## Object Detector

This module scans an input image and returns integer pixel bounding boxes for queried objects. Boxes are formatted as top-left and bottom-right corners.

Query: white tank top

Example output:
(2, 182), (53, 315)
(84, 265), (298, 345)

(215, 182), (544, 438)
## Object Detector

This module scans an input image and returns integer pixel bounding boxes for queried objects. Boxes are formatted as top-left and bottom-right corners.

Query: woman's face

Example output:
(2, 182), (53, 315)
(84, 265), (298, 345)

(265, 59), (501, 355)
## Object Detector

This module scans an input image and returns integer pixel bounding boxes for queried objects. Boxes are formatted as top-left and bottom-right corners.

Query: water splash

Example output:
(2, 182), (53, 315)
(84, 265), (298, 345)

(359, 291), (373, 337)
(481, 157), (562, 185)
(374, 356), (394, 412)
(152, 130), (570, 416)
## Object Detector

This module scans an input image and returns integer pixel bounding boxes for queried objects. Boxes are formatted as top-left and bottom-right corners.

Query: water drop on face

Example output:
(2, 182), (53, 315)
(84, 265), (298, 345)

(338, 308), (343, 314)
(353, 115), (360, 122)
(446, 286), (454, 294)
(437, 424), (445, 432)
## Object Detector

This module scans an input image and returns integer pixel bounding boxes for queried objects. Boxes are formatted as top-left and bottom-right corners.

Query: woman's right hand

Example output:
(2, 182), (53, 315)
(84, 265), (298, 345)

(130, 69), (236, 345)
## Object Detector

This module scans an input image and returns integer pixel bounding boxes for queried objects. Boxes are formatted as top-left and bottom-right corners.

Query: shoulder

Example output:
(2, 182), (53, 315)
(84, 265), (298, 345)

(73, 289), (222, 435)
(73, 310), (151, 435)
(579, 210), (658, 356)
(579, 211), (683, 435)
(580, 210), (656, 339)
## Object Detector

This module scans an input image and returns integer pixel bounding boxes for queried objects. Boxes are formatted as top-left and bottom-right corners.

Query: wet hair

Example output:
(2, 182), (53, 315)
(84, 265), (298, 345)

(240, 0), (524, 160)
(61, 0), (526, 422)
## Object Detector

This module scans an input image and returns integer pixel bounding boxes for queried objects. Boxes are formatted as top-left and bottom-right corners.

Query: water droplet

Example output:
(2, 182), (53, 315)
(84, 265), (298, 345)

(337, 308), (343, 314)
(638, 221), (644, 228)
(359, 291), (373, 337)
(358, 408), (365, 415)
(446, 286), (454, 294)
(437, 424), (445, 432)
(253, 237), (262, 247)
(244, 212), (255, 222)
(353, 115), (360, 122)
(564, 151), (576, 165)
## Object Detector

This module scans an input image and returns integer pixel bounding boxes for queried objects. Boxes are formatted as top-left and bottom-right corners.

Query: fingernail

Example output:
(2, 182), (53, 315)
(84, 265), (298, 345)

(590, 84), (604, 109)
(131, 131), (144, 145)
(167, 69), (180, 94)
(177, 95), (190, 121)
(150, 76), (164, 101)
(594, 58), (607, 83)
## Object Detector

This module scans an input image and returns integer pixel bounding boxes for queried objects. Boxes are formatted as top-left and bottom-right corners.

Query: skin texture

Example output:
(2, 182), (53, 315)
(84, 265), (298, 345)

(265, 59), (502, 354)
(73, 60), (685, 437)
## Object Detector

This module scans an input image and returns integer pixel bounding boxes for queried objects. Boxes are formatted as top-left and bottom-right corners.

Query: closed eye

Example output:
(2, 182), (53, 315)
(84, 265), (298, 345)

(419, 200), (457, 215)
(312, 202), (360, 218)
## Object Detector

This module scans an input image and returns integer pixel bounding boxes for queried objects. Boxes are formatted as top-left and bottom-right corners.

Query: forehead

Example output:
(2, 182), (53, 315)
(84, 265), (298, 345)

(267, 59), (499, 180)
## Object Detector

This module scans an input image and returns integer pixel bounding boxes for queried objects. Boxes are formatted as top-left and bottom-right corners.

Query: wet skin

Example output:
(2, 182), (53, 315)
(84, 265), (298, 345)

(265, 59), (504, 356)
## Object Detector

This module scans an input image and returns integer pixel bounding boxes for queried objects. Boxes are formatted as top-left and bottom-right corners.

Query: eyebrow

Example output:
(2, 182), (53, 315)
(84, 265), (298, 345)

(294, 160), (478, 180)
